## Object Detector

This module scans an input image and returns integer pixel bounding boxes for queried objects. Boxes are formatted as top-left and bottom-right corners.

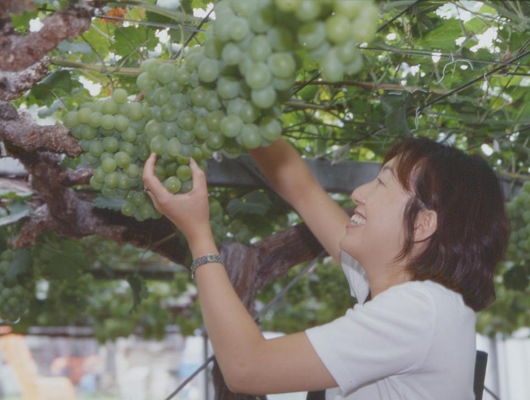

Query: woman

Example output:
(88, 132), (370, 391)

(142, 136), (509, 399)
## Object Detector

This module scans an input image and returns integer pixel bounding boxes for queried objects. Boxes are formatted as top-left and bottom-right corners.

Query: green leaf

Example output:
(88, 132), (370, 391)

(4, 250), (32, 287)
(417, 19), (462, 51)
(381, 91), (412, 137)
(36, 237), (88, 281)
(112, 26), (155, 58)
(503, 265), (529, 291)
(127, 274), (149, 313)
(0, 202), (31, 227)
(0, 190), (32, 201)
(227, 191), (272, 217)
(57, 40), (92, 55)
(93, 195), (126, 210)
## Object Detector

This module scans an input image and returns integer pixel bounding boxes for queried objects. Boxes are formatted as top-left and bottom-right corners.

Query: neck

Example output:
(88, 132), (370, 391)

(364, 262), (412, 299)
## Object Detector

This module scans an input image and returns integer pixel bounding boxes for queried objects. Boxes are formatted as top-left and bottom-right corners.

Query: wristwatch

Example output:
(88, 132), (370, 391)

(190, 254), (223, 278)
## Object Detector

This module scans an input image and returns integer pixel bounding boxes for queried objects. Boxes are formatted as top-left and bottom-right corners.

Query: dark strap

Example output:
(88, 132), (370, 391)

(306, 390), (326, 400)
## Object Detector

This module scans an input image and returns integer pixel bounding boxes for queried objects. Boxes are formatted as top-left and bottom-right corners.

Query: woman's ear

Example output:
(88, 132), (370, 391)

(414, 210), (437, 243)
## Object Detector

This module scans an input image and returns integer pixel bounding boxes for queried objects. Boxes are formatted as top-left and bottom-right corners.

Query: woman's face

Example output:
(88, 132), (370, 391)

(339, 157), (413, 268)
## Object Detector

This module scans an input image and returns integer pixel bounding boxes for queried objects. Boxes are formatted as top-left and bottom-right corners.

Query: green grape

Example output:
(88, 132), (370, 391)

(272, 76), (295, 91)
(217, 77), (241, 100)
(137, 72), (156, 91)
(100, 114), (116, 130)
(64, 111), (79, 128)
(206, 110), (225, 132)
(121, 127), (137, 142)
(325, 15), (351, 44)
(104, 171), (119, 189)
(337, 40), (360, 65)
(79, 139), (91, 152)
(267, 26), (293, 51)
(101, 158), (117, 173)
(344, 56), (364, 75)
(239, 101), (260, 123)
(120, 142), (136, 157)
(206, 132), (225, 150)
(268, 52), (296, 78)
(177, 130), (195, 145)
(112, 88), (128, 104)
(179, 144), (195, 158)
(297, 21), (326, 50)
(246, 62), (272, 90)
(161, 103), (178, 122)
(333, 0), (364, 18)
(77, 108), (92, 124)
(117, 173), (131, 190)
(249, 35), (272, 62)
(118, 103), (129, 115)
(177, 165), (192, 181)
(229, 0), (258, 17)
(178, 110), (196, 131)
(93, 168), (106, 183)
(249, 4), (275, 33)
(102, 137), (119, 153)
(81, 125), (97, 140)
(251, 86), (277, 109)
(145, 120), (162, 139)
(351, 15), (377, 44)
(101, 99), (118, 115)
(88, 112), (102, 128)
(88, 141), (104, 158)
(238, 54), (254, 76)
(229, 17), (250, 42)
(114, 151), (131, 168)
(274, 0), (300, 13)
(194, 119), (209, 140)
(198, 59), (220, 83)
(146, 59), (162, 78)
(308, 41), (331, 63)
(221, 115), (244, 138)
(100, 152), (113, 161)
(190, 86), (208, 107)
(204, 93), (222, 112)
(259, 116), (282, 142)
(157, 63), (177, 84)
(204, 39), (223, 60)
(154, 164), (167, 180)
(241, 124), (262, 149)
(175, 67), (191, 85)
(222, 42), (243, 66)
(164, 176), (182, 194)
(171, 93), (189, 111)
(138, 203), (155, 220)
(150, 135), (168, 156)
(294, 0), (322, 21)
(121, 202), (136, 217)
(227, 98), (246, 116)
(125, 164), (140, 178)
(180, 179), (193, 194)
(114, 115), (130, 132)
(154, 87), (171, 106)
(321, 49), (344, 82)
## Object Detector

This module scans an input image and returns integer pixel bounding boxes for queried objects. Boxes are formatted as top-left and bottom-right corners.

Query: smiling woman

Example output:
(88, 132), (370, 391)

(142, 134), (509, 400)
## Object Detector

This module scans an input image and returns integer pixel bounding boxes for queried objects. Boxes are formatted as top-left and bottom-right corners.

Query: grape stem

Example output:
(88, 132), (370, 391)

(50, 58), (140, 76)
(294, 80), (449, 95)
(108, 0), (205, 25)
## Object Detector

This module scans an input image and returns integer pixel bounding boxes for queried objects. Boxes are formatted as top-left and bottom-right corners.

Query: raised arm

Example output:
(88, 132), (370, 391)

(249, 138), (350, 263)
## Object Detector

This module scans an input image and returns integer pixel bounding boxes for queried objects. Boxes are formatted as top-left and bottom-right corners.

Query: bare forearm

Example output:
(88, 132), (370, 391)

(249, 138), (319, 206)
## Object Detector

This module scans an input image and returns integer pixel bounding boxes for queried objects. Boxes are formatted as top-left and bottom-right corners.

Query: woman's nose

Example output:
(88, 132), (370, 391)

(351, 182), (369, 205)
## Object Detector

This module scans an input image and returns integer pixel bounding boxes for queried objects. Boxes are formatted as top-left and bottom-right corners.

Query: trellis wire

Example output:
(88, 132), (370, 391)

(164, 252), (326, 400)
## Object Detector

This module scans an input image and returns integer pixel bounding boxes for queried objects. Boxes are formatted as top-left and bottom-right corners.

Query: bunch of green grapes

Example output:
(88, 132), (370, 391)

(46, 273), (94, 322)
(63, 0), (378, 220)
(0, 249), (33, 323)
(505, 181), (530, 263)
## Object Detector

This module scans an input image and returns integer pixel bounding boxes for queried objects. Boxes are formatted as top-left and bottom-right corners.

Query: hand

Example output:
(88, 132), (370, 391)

(142, 153), (212, 243)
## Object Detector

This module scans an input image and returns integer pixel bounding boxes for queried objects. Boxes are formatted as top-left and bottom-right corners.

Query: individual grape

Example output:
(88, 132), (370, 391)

(204, 93), (222, 112)
(100, 114), (116, 130)
(117, 173), (131, 190)
(325, 15), (351, 45)
(217, 77), (241, 100)
(121, 127), (137, 143)
(259, 116), (282, 142)
(178, 110), (196, 131)
(294, 0), (322, 22)
(206, 132), (225, 150)
(206, 110), (225, 132)
(190, 86), (208, 107)
(154, 87), (171, 106)
(157, 63), (177, 84)
(175, 67), (192, 85)
(321, 49), (344, 82)
(176, 165), (192, 181)
(150, 135), (168, 156)
(104, 171), (119, 189)
(137, 72), (155, 91)
(88, 141), (104, 158)
(101, 158), (117, 173)
(164, 176), (182, 194)
(241, 124), (262, 149)
(114, 115), (130, 132)
(102, 137), (120, 153)
(112, 88), (128, 104)
(246, 63), (272, 90)
(239, 101), (260, 123)
(274, 0), (300, 13)
(81, 125), (97, 141)
(251, 86), (277, 109)
(88, 112), (102, 128)
(222, 43), (243, 66)
(180, 180), (193, 194)
(204, 39), (223, 60)
(248, 35), (272, 62)
(177, 130), (195, 145)
(125, 164), (140, 178)
(161, 103), (178, 122)
(101, 99), (118, 115)
(138, 203), (155, 220)
(121, 202), (136, 217)
(198, 59), (221, 83)
(268, 52), (296, 78)
(221, 115), (244, 138)
(229, 17), (250, 42)
(267, 26), (293, 51)
(248, 4), (275, 33)
(114, 151), (131, 168)
(120, 142), (136, 157)
(297, 22), (326, 50)
(77, 108), (92, 124)
(229, 0), (258, 17)
(64, 111), (79, 128)
(333, 0), (364, 18)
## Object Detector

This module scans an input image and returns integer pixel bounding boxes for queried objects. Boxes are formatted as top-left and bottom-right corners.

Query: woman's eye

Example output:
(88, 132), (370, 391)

(377, 178), (385, 186)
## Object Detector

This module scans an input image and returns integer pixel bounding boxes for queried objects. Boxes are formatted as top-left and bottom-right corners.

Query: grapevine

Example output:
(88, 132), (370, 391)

(62, 0), (379, 221)
(0, 247), (34, 323)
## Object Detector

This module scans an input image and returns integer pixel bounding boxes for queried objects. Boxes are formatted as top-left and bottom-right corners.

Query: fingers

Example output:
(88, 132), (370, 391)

(142, 153), (167, 197)
(189, 158), (207, 195)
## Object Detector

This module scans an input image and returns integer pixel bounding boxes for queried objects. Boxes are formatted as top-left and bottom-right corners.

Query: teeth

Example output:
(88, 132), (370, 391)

(350, 214), (366, 225)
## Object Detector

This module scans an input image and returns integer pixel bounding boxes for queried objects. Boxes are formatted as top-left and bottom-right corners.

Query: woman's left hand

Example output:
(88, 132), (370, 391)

(142, 153), (212, 244)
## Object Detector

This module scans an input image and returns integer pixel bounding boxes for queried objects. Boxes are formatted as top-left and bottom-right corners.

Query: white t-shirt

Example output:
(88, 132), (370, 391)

(305, 251), (477, 400)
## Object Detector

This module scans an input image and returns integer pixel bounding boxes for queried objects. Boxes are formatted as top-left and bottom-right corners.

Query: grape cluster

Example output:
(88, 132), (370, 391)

(63, 0), (378, 220)
(0, 249), (33, 323)
(46, 274), (94, 322)
(505, 181), (530, 263)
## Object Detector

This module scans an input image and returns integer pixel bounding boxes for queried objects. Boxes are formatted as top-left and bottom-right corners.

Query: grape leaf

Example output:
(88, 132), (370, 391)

(36, 238), (88, 281)
(93, 195), (126, 210)
(57, 40), (92, 55)
(227, 191), (271, 217)
(127, 274), (149, 313)
(0, 202), (31, 227)
(4, 250), (32, 287)
(0, 190), (32, 201)
(417, 19), (461, 51)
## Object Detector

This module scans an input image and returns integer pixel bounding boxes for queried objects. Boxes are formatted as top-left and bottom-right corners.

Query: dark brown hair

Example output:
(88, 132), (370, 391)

(383, 137), (509, 311)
